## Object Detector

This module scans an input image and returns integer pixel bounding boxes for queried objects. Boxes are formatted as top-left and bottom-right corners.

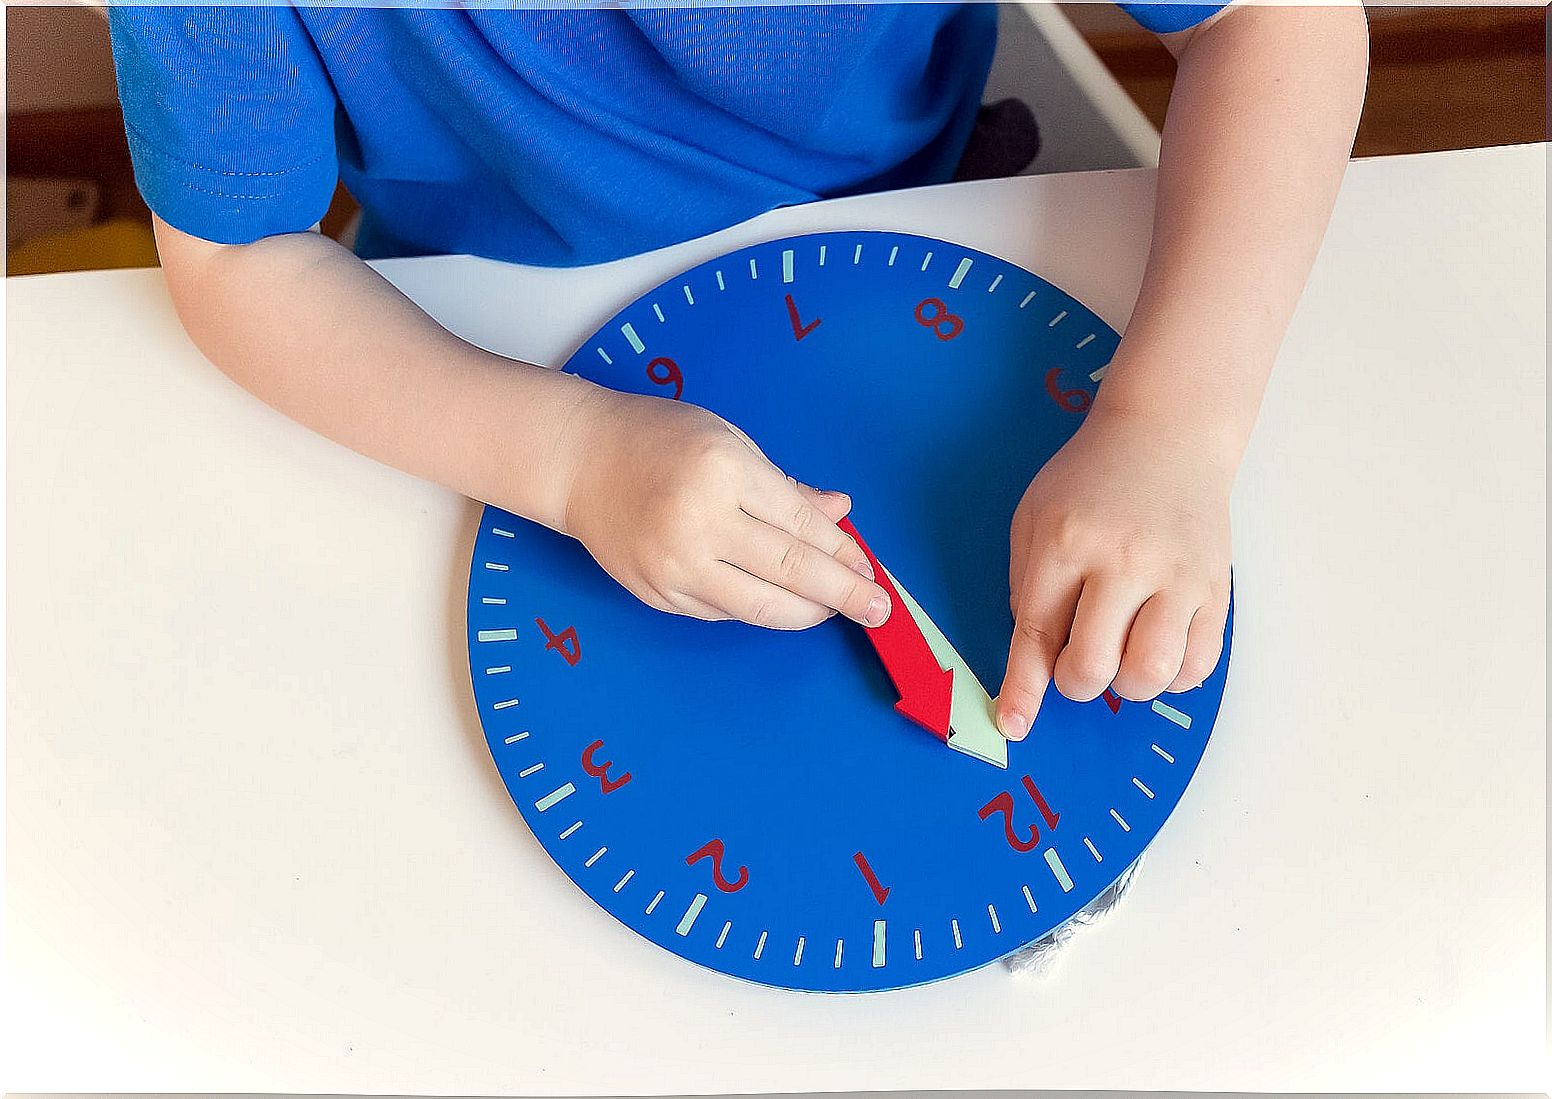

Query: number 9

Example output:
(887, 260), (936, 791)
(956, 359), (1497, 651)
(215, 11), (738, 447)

(647, 356), (684, 401)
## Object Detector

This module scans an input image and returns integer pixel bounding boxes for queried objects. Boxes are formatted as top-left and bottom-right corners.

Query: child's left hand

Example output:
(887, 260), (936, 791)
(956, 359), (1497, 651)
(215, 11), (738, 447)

(995, 404), (1233, 741)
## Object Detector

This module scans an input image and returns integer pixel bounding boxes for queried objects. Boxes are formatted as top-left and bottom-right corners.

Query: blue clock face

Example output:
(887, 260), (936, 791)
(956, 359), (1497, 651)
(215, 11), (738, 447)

(466, 230), (1232, 992)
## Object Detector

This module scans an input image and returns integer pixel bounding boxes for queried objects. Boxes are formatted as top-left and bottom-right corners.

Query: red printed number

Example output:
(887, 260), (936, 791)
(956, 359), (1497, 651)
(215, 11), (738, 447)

(1102, 687), (1122, 714)
(913, 297), (965, 341)
(647, 356), (684, 400)
(977, 775), (1061, 853)
(685, 838), (749, 893)
(580, 740), (632, 795)
(1044, 367), (1092, 413)
(535, 617), (581, 666)
(785, 293), (822, 341)
(852, 851), (890, 906)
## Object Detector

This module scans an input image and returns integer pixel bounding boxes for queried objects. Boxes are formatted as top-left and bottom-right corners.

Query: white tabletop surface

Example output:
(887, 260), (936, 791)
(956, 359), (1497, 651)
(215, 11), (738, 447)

(6, 144), (1546, 1094)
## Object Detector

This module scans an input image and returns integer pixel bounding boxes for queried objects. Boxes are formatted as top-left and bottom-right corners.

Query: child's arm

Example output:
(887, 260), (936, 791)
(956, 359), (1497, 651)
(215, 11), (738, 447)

(153, 218), (891, 630)
(995, 3), (1368, 738)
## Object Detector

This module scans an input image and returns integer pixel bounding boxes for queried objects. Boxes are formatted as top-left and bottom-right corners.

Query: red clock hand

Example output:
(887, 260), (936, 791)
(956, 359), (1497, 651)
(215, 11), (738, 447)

(837, 517), (954, 742)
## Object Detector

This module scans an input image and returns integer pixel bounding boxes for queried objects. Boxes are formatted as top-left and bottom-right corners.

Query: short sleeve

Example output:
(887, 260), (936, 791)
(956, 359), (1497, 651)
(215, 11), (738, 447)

(107, 4), (340, 244)
(1114, 1), (1227, 34)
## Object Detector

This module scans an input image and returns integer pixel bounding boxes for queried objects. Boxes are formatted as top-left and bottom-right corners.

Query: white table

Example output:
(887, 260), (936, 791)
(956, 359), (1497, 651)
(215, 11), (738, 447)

(6, 144), (1545, 1094)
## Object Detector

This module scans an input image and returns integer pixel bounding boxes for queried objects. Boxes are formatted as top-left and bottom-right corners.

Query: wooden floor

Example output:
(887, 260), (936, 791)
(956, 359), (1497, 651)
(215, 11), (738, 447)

(1072, 4), (1547, 157)
(6, 4), (1548, 274)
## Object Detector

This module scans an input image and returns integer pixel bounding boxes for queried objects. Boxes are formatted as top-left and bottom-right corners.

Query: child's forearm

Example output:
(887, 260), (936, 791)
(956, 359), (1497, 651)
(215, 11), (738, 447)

(153, 216), (890, 630)
(152, 216), (601, 531)
(1093, 3), (1369, 466)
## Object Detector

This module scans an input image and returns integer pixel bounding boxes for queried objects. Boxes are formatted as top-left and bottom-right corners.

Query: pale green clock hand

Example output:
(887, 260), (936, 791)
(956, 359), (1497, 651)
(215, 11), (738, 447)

(881, 566), (1009, 769)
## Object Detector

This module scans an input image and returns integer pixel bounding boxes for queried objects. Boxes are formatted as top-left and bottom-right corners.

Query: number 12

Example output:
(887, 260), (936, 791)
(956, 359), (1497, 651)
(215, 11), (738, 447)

(978, 775), (1060, 853)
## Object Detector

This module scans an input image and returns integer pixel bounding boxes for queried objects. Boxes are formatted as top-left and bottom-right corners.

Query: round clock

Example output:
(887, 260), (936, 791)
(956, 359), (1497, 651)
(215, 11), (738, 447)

(465, 230), (1232, 992)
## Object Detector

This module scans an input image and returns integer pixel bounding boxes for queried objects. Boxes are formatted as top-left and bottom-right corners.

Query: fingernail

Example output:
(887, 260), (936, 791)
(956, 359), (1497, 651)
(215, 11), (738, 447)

(1000, 710), (1030, 741)
(864, 593), (890, 626)
(850, 556), (875, 581)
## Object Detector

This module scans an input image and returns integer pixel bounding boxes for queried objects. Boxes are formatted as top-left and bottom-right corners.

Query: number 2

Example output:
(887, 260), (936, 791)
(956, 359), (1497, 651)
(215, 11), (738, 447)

(686, 839), (749, 893)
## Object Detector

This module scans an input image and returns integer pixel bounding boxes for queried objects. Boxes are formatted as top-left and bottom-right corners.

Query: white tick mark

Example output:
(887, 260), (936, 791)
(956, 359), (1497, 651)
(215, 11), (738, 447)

(833, 939), (844, 968)
(951, 919), (963, 949)
(481, 597), (506, 605)
(503, 731), (529, 745)
(596, 347), (612, 364)
(1022, 885), (1037, 913)
(920, 250), (934, 272)
(914, 929), (923, 960)
(793, 937), (806, 965)
(1133, 777), (1156, 799)
(614, 870), (635, 893)
(558, 820), (582, 840)
(477, 628), (517, 642)
(518, 763), (543, 778)
(888, 245), (899, 266)
(1089, 364), (1110, 382)
(490, 527), (515, 538)
(1020, 290), (1036, 308)
(987, 273), (1003, 293)
(948, 256), (972, 287)
(1152, 743), (1176, 763)
(675, 893), (707, 936)
(716, 921), (731, 948)
(621, 322), (644, 354)
(715, 270), (725, 290)
(485, 665), (511, 675)
(646, 890), (664, 915)
(872, 920), (887, 968)
(491, 698), (519, 711)
(652, 303), (665, 323)
(682, 284), (694, 305)
(483, 562), (509, 572)
(585, 846), (607, 868)
(988, 904), (1001, 934)
(1084, 837), (1102, 863)
(853, 243), (863, 264)
(1110, 808), (1131, 832)
(1152, 699), (1193, 729)
(782, 248), (794, 283)
(754, 930), (768, 959)
(1076, 333), (1096, 349)
(534, 783), (575, 812)
(1049, 310), (1068, 326)
(1045, 847), (1075, 892)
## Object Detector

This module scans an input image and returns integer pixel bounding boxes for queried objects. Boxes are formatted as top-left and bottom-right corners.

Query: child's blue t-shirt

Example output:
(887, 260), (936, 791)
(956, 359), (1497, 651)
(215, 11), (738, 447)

(108, 3), (1222, 267)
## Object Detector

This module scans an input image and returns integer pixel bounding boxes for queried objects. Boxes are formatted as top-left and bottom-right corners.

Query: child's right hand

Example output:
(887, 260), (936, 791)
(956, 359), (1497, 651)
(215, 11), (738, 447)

(561, 388), (892, 631)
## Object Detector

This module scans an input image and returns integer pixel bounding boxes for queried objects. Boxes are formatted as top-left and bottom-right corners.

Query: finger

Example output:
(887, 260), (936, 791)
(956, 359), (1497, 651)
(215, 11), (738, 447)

(1052, 577), (1144, 702)
(741, 474), (872, 578)
(995, 564), (1082, 741)
(1112, 592), (1192, 701)
(1166, 594), (1229, 692)
(794, 481), (852, 525)
(659, 588), (732, 622)
(705, 562), (836, 631)
(725, 514), (890, 628)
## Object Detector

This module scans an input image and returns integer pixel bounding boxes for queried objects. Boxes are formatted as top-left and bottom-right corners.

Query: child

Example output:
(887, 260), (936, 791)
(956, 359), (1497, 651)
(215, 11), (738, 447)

(107, 1), (1368, 739)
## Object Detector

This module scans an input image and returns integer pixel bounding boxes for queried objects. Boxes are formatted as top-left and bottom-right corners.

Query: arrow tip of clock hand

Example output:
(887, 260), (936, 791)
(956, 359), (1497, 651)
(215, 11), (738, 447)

(893, 665), (954, 742)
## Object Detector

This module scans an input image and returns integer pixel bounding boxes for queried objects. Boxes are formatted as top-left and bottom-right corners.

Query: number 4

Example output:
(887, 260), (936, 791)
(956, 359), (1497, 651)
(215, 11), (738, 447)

(535, 617), (581, 666)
